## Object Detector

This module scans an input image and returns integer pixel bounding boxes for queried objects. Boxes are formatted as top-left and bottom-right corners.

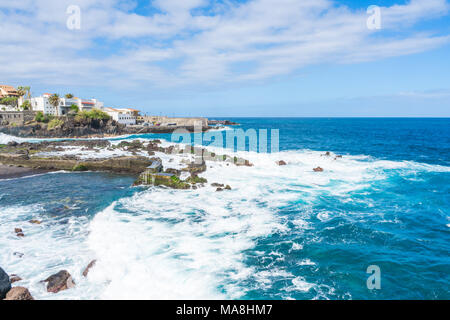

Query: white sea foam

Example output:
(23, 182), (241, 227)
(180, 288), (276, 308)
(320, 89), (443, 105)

(1, 133), (449, 299)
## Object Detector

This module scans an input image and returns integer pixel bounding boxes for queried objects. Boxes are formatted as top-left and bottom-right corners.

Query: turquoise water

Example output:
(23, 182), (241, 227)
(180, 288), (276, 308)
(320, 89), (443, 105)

(0, 118), (449, 299)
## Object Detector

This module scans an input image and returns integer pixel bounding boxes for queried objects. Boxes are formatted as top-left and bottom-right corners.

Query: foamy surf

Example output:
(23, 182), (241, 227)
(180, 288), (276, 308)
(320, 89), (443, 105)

(1, 132), (449, 300)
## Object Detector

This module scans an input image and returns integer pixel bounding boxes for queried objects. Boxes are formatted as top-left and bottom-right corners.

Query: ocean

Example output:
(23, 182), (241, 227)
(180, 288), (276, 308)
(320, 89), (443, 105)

(0, 118), (449, 300)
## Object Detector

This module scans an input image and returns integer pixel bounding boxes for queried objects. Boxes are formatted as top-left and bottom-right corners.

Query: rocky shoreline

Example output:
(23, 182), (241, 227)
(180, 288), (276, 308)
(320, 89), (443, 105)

(0, 116), (227, 139)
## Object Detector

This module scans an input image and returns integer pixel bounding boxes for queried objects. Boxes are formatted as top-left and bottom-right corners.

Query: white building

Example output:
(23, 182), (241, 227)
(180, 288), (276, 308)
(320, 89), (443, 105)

(104, 107), (138, 125)
(31, 94), (104, 116)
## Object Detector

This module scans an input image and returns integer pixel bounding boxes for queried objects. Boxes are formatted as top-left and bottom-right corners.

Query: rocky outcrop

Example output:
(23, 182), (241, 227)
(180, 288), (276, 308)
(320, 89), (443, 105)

(43, 270), (75, 293)
(0, 153), (153, 175)
(276, 160), (287, 166)
(313, 167), (324, 172)
(136, 172), (191, 189)
(4, 287), (34, 300)
(1, 267), (12, 299)
(10, 275), (22, 283)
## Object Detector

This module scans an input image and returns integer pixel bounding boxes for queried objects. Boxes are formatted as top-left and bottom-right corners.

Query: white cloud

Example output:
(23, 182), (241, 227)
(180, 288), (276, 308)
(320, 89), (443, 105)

(0, 0), (449, 89)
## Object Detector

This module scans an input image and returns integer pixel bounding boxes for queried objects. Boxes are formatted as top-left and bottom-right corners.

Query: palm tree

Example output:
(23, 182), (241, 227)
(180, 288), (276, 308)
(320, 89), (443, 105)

(49, 94), (61, 115)
(17, 86), (31, 110)
(65, 93), (74, 99)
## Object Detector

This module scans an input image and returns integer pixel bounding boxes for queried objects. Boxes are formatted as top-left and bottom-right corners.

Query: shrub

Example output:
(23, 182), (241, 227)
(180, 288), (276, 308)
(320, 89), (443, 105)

(35, 111), (45, 122)
(72, 164), (88, 171)
(70, 104), (79, 113)
(47, 118), (64, 130)
(35, 112), (54, 123)
(21, 100), (31, 110)
(75, 108), (110, 122)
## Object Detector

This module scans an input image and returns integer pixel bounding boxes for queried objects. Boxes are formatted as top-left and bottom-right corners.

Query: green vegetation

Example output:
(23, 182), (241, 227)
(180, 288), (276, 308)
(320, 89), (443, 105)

(35, 111), (45, 122)
(47, 118), (64, 130)
(75, 108), (110, 122)
(65, 93), (74, 99)
(72, 164), (88, 171)
(35, 111), (55, 123)
(70, 104), (79, 113)
(17, 86), (31, 99)
(185, 175), (208, 184)
(0, 96), (18, 107)
(21, 100), (31, 110)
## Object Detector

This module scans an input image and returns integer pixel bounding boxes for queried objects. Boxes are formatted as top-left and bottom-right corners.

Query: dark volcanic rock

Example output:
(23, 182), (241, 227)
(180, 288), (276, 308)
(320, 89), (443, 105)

(313, 167), (324, 172)
(276, 160), (287, 166)
(43, 270), (75, 293)
(10, 275), (22, 283)
(211, 183), (224, 188)
(4, 287), (34, 300)
(82, 260), (97, 277)
(0, 267), (12, 299)
(182, 160), (207, 174)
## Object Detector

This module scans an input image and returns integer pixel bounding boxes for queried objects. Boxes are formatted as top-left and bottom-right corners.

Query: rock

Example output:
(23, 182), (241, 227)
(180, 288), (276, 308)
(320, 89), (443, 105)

(211, 183), (224, 188)
(29, 219), (41, 224)
(185, 174), (207, 184)
(0, 267), (11, 299)
(16, 232), (25, 237)
(165, 168), (181, 176)
(7, 141), (18, 147)
(216, 188), (223, 192)
(322, 152), (331, 157)
(10, 275), (22, 283)
(135, 172), (190, 189)
(14, 228), (23, 233)
(181, 160), (207, 174)
(43, 270), (75, 293)
(13, 252), (24, 258)
(276, 160), (287, 166)
(224, 185), (232, 190)
(4, 287), (34, 300)
(82, 260), (97, 277)
(313, 167), (324, 172)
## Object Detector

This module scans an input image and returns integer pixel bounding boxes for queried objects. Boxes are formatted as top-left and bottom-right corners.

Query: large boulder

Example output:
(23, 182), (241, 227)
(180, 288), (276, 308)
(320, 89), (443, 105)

(4, 287), (34, 300)
(0, 267), (12, 299)
(43, 270), (75, 293)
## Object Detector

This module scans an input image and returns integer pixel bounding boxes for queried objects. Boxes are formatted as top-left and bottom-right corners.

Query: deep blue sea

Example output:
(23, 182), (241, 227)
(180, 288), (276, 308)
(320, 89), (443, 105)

(1, 118), (449, 299)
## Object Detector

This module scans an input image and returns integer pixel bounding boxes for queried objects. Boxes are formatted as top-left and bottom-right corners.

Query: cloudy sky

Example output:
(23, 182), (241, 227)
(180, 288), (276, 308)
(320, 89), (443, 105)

(1, 0), (449, 116)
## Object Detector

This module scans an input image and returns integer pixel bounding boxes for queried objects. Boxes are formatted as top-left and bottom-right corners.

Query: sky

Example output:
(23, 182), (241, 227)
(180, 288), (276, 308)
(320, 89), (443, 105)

(0, 0), (449, 117)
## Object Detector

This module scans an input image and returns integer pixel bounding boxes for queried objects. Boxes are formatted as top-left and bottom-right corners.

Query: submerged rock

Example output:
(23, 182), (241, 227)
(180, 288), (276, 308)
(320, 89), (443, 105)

(82, 260), (97, 277)
(276, 160), (287, 166)
(4, 287), (34, 300)
(313, 167), (324, 172)
(10, 275), (22, 283)
(211, 183), (224, 188)
(29, 219), (42, 224)
(0, 267), (11, 299)
(14, 228), (22, 233)
(43, 270), (75, 293)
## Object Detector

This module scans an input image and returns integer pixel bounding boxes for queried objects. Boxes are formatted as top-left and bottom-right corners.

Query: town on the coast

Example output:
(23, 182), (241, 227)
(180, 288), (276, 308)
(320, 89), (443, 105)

(0, 84), (236, 137)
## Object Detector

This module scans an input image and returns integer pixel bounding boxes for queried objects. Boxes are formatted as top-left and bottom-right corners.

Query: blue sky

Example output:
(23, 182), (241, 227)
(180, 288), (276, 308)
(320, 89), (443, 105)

(1, 0), (449, 116)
